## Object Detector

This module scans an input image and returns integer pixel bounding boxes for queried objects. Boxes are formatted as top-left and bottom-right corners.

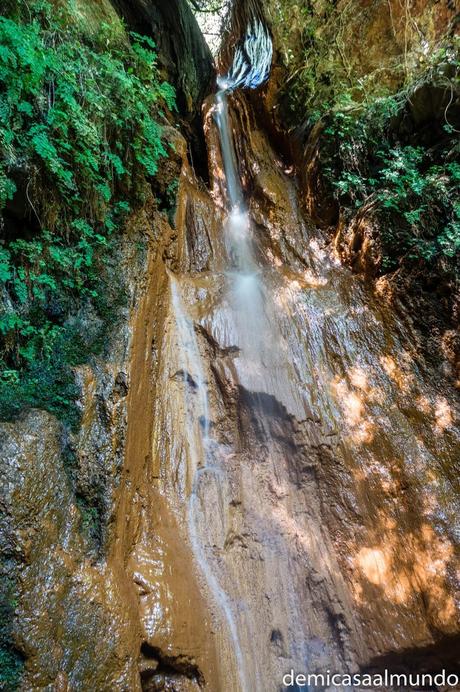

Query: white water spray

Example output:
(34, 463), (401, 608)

(169, 276), (249, 690)
(213, 17), (314, 683)
(167, 19), (281, 691)
(218, 19), (273, 92)
(214, 20), (278, 398)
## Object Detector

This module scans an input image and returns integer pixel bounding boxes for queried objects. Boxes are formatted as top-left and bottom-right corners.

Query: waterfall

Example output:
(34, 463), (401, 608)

(169, 276), (249, 690)
(214, 19), (275, 391)
(209, 19), (313, 689)
(155, 10), (460, 691)
(168, 15), (317, 685)
(168, 19), (309, 691)
(214, 91), (243, 210)
(218, 19), (273, 92)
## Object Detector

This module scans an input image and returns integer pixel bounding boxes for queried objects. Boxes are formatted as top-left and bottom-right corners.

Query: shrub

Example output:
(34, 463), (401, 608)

(320, 90), (460, 271)
(0, 1), (175, 426)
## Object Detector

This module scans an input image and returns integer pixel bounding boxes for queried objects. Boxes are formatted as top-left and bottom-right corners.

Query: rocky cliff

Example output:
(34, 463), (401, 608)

(0, 0), (459, 690)
(0, 1), (215, 689)
(262, 0), (460, 387)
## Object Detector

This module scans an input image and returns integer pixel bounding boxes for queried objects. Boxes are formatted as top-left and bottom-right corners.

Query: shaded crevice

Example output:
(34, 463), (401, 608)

(362, 632), (460, 677)
(238, 386), (291, 423)
(195, 323), (241, 358)
(139, 642), (205, 690)
(111, 0), (214, 185)
(171, 369), (200, 390)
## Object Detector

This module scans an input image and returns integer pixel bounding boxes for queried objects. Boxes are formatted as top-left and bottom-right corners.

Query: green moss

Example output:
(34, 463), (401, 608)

(0, 648), (23, 691)
(76, 495), (102, 550)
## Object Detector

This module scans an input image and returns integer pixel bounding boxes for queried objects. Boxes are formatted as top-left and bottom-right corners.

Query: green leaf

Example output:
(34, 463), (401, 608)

(0, 248), (12, 282)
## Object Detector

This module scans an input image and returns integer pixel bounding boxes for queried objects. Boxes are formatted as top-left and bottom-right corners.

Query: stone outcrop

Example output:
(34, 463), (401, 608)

(0, 411), (140, 689)
(112, 0), (214, 121)
(111, 0), (215, 176)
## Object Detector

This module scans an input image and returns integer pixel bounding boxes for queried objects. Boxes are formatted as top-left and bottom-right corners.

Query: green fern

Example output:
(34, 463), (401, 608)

(0, 0), (176, 426)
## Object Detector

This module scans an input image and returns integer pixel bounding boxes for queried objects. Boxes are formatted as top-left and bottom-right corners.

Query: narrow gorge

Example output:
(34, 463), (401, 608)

(0, 0), (459, 690)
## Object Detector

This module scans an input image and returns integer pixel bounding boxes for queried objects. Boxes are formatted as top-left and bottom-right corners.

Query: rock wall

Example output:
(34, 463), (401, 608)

(0, 189), (161, 688)
(112, 0), (214, 120)
(0, 1), (217, 689)
(0, 130), (221, 689)
(258, 0), (460, 390)
(3, 74), (459, 692)
(264, 0), (459, 114)
(111, 0), (215, 176)
(155, 89), (460, 686)
(1, 1), (459, 690)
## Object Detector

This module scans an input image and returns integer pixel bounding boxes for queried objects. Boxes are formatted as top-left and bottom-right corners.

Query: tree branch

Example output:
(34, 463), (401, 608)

(188, 0), (226, 12)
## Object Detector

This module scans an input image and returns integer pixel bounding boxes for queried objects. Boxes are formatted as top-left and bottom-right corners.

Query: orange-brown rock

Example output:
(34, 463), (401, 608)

(1, 1), (459, 689)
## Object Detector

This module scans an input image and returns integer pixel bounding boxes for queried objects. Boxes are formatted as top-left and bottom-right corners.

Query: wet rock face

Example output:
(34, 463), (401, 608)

(144, 90), (459, 689)
(231, 93), (460, 659)
(2, 79), (459, 692)
(1, 9), (459, 691)
(0, 411), (140, 690)
(0, 192), (165, 688)
(0, 181), (218, 689)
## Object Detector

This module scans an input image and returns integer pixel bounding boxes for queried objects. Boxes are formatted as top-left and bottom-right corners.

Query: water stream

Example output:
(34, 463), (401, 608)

(169, 273), (250, 689)
(161, 12), (459, 690)
(168, 21), (314, 690)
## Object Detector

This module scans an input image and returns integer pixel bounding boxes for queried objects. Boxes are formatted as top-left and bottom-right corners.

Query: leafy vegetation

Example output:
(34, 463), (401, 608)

(272, 0), (456, 124)
(0, 1), (175, 426)
(273, 0), (348, 124)
(271, 0), (459, 274)
(0, 7), (176, 677)
(320, 89), (460, 270)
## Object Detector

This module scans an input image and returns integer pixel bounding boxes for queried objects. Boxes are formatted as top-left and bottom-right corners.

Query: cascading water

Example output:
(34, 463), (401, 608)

(214, 92), (269, 395)
(156, 7), (460, 689)
(217, 19), (273, 92)
(211, 19), (317, 688)
(213, 22), (298, 404)
(166, 19), (301, 691)
(168, 14), (325, 690)
(169, 274), (248, 689)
